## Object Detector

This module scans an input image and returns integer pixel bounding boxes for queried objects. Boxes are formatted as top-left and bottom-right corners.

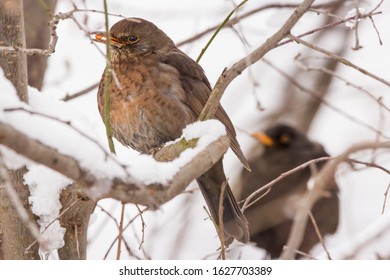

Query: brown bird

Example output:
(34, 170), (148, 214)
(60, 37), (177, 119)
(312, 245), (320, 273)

(94, 18), (249, 243)
(237, 124), (339, 258)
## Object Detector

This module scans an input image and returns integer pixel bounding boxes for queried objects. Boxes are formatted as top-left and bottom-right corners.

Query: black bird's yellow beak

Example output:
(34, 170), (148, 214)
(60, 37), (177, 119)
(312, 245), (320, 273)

(251, 132), (274, 147)
(91, 32), (124, 48)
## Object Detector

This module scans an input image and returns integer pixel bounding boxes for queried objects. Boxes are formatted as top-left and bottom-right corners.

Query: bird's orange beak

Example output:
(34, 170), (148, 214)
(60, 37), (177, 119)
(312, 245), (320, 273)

(251, 132), (274, 147)
(91, 32), (124, 47)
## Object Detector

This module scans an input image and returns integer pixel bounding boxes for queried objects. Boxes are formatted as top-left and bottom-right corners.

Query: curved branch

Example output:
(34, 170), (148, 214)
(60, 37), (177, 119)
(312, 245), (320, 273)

(0, 122), (230, 208)
(0, 123), (82, 179)
(280, 141), (390, 259)
(199, 0), (315, 121)
(177, 1), (344, 47)
(288, 34), (390, 88)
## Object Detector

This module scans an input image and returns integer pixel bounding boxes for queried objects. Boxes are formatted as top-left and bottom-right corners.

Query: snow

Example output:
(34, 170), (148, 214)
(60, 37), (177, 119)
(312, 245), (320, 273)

(0, 145), (33, 170)
(127, 120), (227, 185)
(24, 165), (71, 258)
(0, 75), (126, 183)
(315, 210), (390, 259)
(183, 119), (226, 140)
(345, 7), (367, 29)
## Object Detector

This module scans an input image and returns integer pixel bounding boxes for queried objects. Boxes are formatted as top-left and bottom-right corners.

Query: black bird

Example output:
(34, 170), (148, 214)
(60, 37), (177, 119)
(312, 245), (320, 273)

(237, 124), (339, 258)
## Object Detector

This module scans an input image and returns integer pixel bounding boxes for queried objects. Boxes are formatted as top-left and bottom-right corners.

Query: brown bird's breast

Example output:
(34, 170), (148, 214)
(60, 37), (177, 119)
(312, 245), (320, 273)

(98, 54), (194, 153)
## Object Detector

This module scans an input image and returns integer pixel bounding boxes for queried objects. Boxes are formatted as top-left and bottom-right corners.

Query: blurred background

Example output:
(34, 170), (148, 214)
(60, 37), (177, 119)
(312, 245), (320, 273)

(18, 0), (390, 259)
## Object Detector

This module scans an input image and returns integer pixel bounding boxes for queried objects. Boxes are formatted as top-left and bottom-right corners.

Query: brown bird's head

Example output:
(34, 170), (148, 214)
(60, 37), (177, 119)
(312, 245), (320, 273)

(92, 17), (175, 57)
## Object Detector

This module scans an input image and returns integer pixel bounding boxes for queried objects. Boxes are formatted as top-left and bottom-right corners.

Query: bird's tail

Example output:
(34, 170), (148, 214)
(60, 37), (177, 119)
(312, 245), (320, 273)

(196, 159), (249, 244)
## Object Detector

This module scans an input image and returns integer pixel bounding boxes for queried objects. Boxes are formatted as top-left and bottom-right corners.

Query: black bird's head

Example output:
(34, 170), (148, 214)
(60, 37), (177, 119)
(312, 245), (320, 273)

(252, 123), (315, 151)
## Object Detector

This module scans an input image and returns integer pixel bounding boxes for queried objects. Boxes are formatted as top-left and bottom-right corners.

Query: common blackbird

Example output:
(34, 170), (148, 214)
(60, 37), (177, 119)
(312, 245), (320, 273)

(237, 124), (339, 258)
(94, 18), (249, 243)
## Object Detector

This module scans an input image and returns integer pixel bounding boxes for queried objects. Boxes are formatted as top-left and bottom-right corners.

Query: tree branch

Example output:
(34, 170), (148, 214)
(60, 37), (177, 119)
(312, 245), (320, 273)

(177, 1), (344, 47)
(0, 123), (82, 180)
(288, 34), (390, 88)
(0, 122), (230, 208)
(199, 0), (315, 121)
(280, 141), (390, 259)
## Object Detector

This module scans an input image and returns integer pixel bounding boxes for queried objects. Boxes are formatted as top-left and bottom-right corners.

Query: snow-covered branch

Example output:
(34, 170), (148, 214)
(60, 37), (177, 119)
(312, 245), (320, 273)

(0, 119), (230, 207)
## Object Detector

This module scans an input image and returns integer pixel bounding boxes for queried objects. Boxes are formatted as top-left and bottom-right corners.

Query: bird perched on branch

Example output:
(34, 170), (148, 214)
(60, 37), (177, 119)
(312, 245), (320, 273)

(93, 17), (249, 244)
(237, 124), (339, 258)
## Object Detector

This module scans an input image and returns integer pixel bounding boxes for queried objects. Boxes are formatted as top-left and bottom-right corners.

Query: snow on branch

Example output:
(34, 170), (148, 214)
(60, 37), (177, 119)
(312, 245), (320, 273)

(0, 73), (230, 208)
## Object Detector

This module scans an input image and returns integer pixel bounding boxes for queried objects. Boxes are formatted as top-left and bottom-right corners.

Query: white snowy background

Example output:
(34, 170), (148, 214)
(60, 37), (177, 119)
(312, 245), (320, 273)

(1, 0), (389, 259)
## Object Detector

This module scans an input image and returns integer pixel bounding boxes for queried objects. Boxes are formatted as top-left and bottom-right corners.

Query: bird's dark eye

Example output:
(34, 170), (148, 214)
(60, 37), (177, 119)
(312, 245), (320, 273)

(279, 133), (291, 145)
(127, 35), (139, 43)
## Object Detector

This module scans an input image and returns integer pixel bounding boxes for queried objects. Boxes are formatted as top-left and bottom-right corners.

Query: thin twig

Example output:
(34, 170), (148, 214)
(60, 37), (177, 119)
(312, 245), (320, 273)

(0, 14), (59, 56)
(74, 8), (127, 19)
(103, 206), (149, 260)
(282, 246), (317, 260)
(369, 16), (383, 45)
(281, 141), (390, 259)
(369, 0), (385, 14)
(262, 59), (390, 139)
(241, 188), (271, 210)
(167, 194), (195, 259)
(348, 158), (390, 215)
(382, 181), (390, 215)
(203, 205), (227, 259)
(351, 2), (362, 51)
(116, 203), (125, 260)
(177, 1), (344, 47)
(196, 0), (248, 63)
(293, 58), (390, 113)
(218, 182), (227, 260)
(104, 205), (149, 259)
(96, 204), (119, 228)
(202, 245), (236, 260)
(62, 82), (99, 101)
(288, 34), (390, 88)
(349, 159), (390, 175)
(122, 231), (143, 259)
(135, 204), (146, 250)
(199, 0), (316, 121)
(26, 197), (82, 250)
(308, 8), (343, 20)
(309, 211), (332, 260)
(277, 11), (382, 48)
(242, 157), (332, 212)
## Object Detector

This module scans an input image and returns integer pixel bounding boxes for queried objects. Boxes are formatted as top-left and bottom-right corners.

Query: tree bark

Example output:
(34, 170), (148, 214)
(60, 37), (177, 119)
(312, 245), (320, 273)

(23, 0), (58, 90)
(0, 167), (40, 259)
(0, 0), (28, 100)
(0, 0), (39, 260)
(57, 185), (96, 260)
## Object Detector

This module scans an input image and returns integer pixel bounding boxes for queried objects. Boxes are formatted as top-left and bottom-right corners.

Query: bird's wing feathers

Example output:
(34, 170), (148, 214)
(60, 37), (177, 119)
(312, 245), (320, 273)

(161, 50), (249, 169)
